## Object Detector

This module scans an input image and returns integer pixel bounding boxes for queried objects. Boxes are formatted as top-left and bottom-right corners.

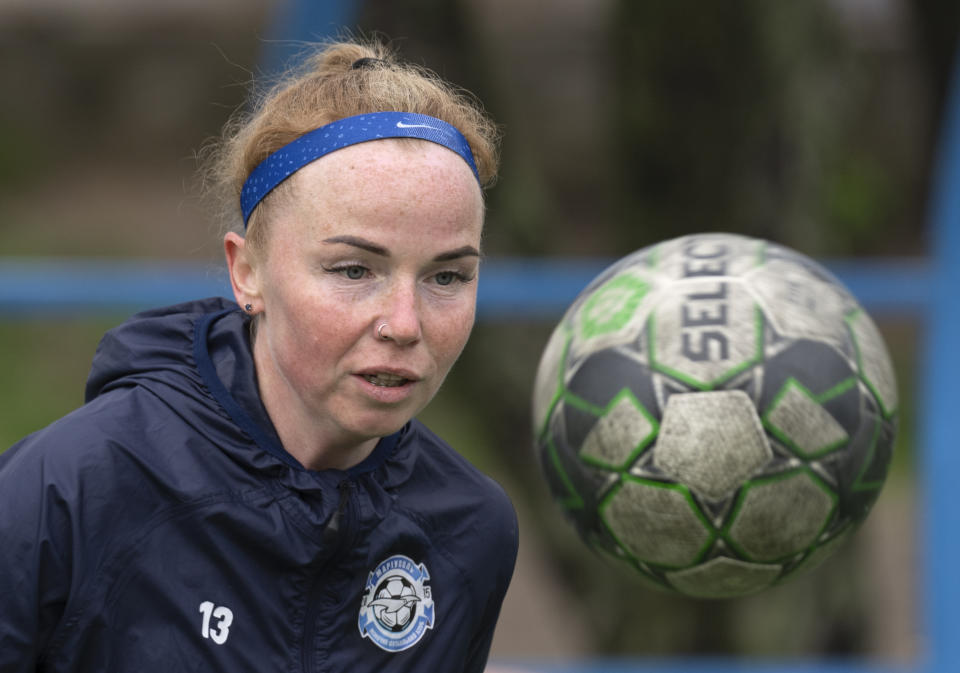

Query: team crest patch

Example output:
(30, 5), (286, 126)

(358, 554), (435, 652)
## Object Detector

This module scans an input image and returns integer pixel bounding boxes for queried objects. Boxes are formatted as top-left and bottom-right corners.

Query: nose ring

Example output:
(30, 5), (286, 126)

(377, 322), (389, 341)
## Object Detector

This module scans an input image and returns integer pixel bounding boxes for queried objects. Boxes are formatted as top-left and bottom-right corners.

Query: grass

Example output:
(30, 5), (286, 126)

(0, 318), (122, 450)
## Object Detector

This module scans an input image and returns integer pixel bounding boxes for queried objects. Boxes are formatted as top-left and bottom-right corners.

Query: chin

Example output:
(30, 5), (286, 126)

(348, 411), (413, 442)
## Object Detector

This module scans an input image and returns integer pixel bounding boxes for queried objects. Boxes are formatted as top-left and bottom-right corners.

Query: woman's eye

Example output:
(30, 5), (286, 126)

(435, 271), (457, 286)
(322, 263), (369, 280)
(344, 265), (366, 280)
(433, 270), (474, 287)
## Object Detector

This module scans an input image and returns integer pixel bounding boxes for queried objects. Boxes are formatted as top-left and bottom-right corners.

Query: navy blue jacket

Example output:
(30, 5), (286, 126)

(0, 298), (518, 672)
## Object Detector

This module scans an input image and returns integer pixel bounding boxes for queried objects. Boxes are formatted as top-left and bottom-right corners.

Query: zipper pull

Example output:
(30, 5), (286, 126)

(322, 480), (351, 544)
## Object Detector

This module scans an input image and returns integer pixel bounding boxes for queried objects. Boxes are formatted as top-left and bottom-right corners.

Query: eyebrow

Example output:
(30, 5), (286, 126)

(433, 245), (481, 262)
(323, 235), (480, 262)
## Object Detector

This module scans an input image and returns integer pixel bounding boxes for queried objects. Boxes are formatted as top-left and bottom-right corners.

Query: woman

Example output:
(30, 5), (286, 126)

(0, 40), (518, 671)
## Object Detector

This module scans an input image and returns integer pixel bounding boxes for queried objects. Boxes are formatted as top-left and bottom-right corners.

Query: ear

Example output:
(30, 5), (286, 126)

(224, 232), (262, 310)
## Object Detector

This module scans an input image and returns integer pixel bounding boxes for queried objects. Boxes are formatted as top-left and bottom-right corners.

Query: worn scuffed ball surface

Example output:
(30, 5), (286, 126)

(532, 233), (897, 598)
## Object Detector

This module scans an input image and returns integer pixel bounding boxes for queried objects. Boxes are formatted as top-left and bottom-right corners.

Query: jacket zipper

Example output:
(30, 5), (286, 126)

(301, 479), (356, 672)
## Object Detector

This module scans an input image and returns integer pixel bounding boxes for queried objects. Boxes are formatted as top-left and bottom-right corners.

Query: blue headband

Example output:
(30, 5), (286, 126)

(240, 111), (480, 226)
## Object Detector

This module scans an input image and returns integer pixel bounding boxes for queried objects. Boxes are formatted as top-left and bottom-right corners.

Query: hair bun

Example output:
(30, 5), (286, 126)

(351, 57), (387, 70)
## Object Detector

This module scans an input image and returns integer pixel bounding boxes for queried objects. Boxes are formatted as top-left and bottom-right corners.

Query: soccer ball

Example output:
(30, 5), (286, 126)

(532, 233), (897, 599)
(374, 576), (416, 630)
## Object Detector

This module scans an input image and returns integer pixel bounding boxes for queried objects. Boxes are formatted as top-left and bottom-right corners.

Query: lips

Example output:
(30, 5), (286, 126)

(363, 372), (409, 387)
(356, 367), (420, 389)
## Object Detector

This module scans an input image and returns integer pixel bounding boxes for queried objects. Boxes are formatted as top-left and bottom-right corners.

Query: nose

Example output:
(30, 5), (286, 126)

(379, 280), (422, 346)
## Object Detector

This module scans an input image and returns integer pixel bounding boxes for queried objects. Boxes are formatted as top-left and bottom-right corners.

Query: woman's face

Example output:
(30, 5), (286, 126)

(237, 139), (484, 464)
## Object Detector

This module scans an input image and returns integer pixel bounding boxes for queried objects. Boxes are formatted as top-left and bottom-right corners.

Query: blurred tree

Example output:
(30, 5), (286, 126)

(611, 0), (933, 257)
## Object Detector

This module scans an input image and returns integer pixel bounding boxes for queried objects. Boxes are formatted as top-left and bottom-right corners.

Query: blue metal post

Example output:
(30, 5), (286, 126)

(921, 46), (960, 671)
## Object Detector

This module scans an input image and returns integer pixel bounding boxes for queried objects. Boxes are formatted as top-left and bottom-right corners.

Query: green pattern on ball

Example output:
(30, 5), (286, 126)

(532, 328), (572, 442)
(763, 377), (856, 458)
(544, 437), (584, 511)
(600, 476), (715, 568)
(725, 469), (837, 562)
(579, 274), (650, 339)
(846, 309), (899, 419)
(665, 557), (781, 599)
(851, 417), (890, 493)
(579, 389), (658, 471)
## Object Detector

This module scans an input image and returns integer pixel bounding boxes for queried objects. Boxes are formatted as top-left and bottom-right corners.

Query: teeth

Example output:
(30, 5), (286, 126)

(364, 373), (408, 387)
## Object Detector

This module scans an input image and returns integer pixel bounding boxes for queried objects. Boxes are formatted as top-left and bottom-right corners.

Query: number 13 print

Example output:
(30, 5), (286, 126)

(199, 601), (234, 645)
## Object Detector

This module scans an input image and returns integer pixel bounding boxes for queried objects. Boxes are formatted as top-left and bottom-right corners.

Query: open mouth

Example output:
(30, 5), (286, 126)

(363, 373), (410, 388)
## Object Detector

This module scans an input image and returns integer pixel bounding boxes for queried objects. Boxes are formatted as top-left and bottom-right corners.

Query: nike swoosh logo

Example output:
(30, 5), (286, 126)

(396, 121), (440, 131)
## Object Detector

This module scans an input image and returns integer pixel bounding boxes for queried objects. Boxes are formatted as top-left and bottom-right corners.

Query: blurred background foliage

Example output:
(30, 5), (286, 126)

(0, 0), (956, 664)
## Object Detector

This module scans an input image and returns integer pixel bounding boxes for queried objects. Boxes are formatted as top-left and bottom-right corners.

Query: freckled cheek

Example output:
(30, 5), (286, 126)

(273, 312), (346, 386)
(427, 302), (476, 367)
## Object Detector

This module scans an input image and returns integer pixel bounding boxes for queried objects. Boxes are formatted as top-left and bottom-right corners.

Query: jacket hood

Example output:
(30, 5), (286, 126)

(85, 297), (237, 403)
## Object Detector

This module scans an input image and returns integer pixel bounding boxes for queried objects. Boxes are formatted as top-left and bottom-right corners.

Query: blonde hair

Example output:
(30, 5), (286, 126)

(205, 39), (500, 255)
